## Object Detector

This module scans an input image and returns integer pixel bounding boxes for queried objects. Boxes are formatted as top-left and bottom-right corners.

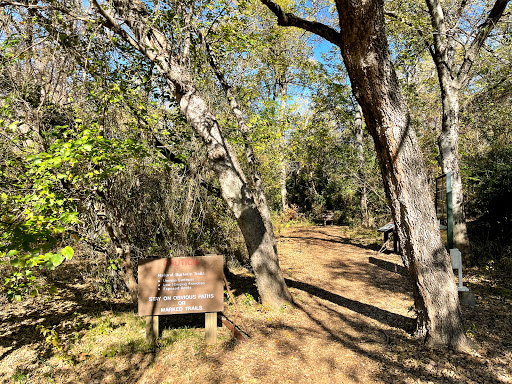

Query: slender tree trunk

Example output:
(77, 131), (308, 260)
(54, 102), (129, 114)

(203, 36), (274, 232)
(354, 103), (370, 227)
(437, 83), (471, 259)
(180, 178), (196, 245)
(426, 0), (473, 260)
(278, 77), (289, 211)
(93, 0), (291, 307)
(261, 0), (468, 349)
(94, 202), (138, 303)
(424, 0), (510, 263)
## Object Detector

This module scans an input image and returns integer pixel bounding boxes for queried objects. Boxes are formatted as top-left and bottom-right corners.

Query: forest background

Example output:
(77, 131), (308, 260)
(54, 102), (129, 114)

(0, 0), (511, 352)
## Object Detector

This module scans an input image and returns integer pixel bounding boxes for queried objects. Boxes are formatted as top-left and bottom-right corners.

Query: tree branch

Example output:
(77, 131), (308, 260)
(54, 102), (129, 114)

(201, 30), (270, 211)
(0, 1), (92, 21)
(260, 0), (342, 47)
(425, 0), (453, 79)
(385, 11), (435, 59)
(457, 0), (510, 86)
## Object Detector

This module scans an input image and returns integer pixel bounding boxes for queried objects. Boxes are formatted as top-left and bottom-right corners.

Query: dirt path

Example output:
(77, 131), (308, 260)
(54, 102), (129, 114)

(1, 225), (511, 384)
(266, 225), (415, 383)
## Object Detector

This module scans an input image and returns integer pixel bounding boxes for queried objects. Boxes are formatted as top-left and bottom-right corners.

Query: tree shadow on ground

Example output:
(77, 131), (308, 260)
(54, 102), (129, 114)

(50, 341), (159, 384)
(194, 289), (510, 384)
(368, 256), (408, 276)
(0, 281), (135, 362)
(290, 300), (507, 384)
(284, 278), (415, 332)
(279, 232), (382, 252)
(223, 269), (261, 303)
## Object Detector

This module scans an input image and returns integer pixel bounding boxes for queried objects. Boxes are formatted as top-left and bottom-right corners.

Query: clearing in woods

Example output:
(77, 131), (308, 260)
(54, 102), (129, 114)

(1, 225), (511, 383)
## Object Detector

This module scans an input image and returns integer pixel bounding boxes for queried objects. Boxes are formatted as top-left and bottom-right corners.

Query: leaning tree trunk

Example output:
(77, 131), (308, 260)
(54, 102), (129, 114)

(260, 0), (468, 349)
(175, 87), (291, 306)
(203, 36), (275, 239)
(93, 0), (291, 307)
(339, 2), (466, 349)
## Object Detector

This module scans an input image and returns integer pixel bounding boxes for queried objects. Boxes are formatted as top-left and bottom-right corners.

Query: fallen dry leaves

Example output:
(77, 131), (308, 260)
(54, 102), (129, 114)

(1, 225), (511, 383)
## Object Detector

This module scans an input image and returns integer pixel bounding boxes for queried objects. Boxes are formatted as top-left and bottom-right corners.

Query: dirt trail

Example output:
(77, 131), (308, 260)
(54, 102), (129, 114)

(265, 225), (415, 383)
(1, 225), (511, 384)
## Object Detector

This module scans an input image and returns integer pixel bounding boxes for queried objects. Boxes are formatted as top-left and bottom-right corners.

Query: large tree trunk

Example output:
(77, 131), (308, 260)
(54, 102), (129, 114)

(354, 103), (370, 227)
(177, 91), (291, 306)
(261, 0), (468, 349)
(342, 5), (465, 347)
(93, 0), (291, 307)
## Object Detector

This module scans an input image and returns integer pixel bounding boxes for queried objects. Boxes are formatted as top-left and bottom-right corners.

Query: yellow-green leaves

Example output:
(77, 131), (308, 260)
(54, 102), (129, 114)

(61, 246), (74, 260)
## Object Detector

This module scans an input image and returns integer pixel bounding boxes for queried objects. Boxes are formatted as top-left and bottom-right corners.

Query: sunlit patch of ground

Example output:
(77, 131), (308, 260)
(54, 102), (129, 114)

(1, 225), (511, 383)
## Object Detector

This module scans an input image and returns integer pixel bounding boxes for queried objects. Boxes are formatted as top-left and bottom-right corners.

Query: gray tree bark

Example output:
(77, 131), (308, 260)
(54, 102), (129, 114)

(425, 0), (510, 261)
(92, 0), (292, 307)
(261, 0), (468, 349)
(354, 103), (370, 227)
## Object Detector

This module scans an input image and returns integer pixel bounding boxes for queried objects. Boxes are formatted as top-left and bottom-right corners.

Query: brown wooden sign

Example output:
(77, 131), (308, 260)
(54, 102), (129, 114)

(138, 255), (224, 317)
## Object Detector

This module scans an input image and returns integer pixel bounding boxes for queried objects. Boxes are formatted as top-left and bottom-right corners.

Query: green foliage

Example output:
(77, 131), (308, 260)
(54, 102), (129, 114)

(10, 368), (29, 384)
(464, 144), (512, 221)
(36, 325), (62, 351)
(0, 115), (152, 300)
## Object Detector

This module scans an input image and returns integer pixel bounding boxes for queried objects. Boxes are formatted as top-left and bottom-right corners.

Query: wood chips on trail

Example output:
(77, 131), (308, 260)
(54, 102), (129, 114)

(1, 225), (511, 384)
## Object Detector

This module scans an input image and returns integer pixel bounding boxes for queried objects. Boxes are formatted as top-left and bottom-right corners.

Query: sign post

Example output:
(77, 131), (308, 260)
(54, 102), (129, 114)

(146, 316), (159, 345)
(205, 312), (217, 344)
(436, 175), (475, 306)
(138, 255), (224, 344)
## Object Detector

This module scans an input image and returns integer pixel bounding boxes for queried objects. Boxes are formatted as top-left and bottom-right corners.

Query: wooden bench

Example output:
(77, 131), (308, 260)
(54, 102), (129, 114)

(377, 222), (399, 253)
(322, 211), (334, 225)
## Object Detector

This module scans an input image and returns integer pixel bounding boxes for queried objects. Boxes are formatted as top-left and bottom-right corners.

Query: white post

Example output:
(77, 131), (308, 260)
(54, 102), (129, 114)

(450, 249), (469, 292)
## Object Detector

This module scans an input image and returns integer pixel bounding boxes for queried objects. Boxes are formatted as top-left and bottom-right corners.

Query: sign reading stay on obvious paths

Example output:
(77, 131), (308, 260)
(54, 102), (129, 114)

(138, 255), (224, 317)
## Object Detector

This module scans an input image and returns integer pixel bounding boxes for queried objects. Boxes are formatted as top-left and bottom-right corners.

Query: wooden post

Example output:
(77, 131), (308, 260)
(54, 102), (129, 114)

(205, 312), (217, 344)
(146, 315), (159, 344)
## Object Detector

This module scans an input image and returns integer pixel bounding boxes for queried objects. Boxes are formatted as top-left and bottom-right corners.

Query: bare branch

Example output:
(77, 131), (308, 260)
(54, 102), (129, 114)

(201, 30), (269, 210)
(90, 0), (142, 52)
(181, 0), (194, 68)
(0, 1), (45, 9)
(0, 1), (92, 21)
(457, 0), (510, 86)
(260, 0), (342, 47)
(385, 11), (435, 59)
(452, 0), (469, 27)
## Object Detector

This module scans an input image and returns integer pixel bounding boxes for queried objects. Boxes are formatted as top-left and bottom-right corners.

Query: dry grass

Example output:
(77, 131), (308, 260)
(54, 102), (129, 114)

(1, 225), (511, 383)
